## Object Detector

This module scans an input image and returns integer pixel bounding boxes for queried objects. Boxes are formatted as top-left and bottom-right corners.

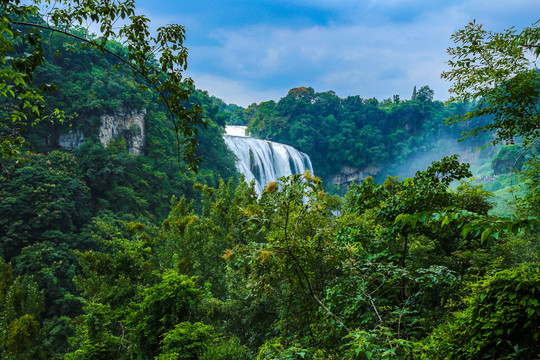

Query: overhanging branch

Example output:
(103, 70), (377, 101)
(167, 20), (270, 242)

(13, 20), (188, 170)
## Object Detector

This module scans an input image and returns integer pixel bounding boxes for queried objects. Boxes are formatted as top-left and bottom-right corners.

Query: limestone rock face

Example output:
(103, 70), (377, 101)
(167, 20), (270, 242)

(330, 165), (380, 187)
(59, 129), (85, 149)
(57, 109), (146, 154)
(98, 109), (146, 154)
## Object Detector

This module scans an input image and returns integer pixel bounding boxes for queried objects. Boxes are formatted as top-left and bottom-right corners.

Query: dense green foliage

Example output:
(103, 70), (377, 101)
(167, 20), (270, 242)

(0, 0), (205, 170)
(47, 163), (534, 359)
(244, 86), (492, 185)
(425, 264), (540, 359)
(442, 20), (540, 147)
(0, 3), (539, 359)
(0, 2), (242, 357)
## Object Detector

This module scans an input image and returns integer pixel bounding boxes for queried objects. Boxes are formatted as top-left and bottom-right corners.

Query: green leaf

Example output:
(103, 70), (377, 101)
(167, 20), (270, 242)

(480, 228), (491, 243)
(441, 216), (451, 227)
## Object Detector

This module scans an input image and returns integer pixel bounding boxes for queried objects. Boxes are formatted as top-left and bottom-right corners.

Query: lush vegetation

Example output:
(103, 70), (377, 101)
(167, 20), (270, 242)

(4, 159), (538, 359)
(243, 86), (494, 186)
(1, 1), (539, 359)
(0, 0), (205, 171)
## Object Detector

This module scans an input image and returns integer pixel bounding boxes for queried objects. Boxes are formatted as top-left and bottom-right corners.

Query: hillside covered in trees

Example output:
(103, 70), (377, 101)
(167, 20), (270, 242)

(242, 86), (489, 183)
(221, 85), (529, 213)
(1, 1), (539, 359)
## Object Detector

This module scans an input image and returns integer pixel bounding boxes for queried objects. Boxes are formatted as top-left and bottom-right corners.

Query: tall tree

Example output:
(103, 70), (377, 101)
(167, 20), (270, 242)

(442, 20), (540, 146)
(442, 19), (540, 217)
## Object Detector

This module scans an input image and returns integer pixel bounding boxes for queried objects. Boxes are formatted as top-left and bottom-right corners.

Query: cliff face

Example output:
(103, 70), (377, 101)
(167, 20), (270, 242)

(99, 109), (146, 155)
(330, 165), (380, 187)
(59, 129), (85, 149)
(58, 109), (146, 154)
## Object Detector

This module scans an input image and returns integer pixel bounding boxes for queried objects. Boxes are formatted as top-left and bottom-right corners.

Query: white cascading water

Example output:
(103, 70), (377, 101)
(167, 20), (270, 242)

(224, 126), (314, 195)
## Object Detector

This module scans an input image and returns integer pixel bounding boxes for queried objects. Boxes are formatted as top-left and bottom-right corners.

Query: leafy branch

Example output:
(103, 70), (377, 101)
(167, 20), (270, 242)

(395, 207), (540, 244)
(2, 0), (204, 171)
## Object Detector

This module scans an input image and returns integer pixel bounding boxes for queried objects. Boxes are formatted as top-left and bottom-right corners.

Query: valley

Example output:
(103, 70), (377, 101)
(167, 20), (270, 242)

(0, 2), (539, 359)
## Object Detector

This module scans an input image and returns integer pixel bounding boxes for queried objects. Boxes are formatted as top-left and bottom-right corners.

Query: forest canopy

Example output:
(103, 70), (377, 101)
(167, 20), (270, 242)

(0, 2), (539, 359)
(0, 0), (204, 171)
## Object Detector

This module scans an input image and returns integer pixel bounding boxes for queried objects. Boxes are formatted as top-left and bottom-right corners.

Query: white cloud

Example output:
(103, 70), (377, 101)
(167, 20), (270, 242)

(35, 0), (540, 107)
(187, 73), (284, 107)
(139, 1), (540, 106)
(187, 10), (461, 104)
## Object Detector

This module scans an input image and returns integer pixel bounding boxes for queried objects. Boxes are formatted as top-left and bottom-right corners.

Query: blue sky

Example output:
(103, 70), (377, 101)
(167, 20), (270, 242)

(135, 0), (540, 107)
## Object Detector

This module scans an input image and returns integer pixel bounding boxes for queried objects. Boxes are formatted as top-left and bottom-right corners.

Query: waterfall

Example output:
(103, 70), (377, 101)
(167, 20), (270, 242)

(224, 126), (314, 195)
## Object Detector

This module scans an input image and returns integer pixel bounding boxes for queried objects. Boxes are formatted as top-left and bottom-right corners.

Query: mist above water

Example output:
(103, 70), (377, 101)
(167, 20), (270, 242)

(381, 136), (494, 181)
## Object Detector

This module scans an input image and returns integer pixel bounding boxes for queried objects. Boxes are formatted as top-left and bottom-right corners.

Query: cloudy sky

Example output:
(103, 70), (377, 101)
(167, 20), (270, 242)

(135, 0), (540, 107)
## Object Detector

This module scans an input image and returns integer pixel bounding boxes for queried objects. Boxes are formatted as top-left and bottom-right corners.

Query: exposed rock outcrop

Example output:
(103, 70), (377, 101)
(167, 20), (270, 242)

(330, 165), (380, 187)
(98, 109), (146, 155)
(59, 129), (85, 149)
(58, 109), (146, 154)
